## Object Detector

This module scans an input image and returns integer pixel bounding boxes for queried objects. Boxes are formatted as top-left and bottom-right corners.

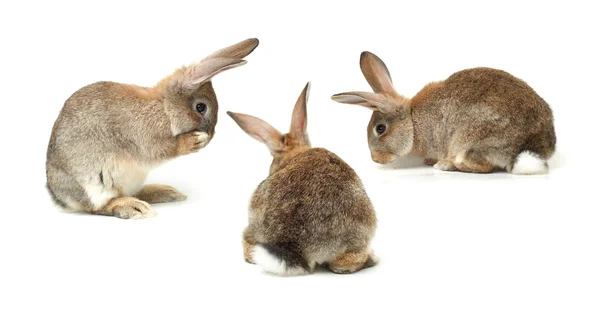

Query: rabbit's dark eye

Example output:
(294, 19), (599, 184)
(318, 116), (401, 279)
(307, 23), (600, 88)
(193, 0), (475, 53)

(196, 103), (207, 114)
(376, 124), (387, 135)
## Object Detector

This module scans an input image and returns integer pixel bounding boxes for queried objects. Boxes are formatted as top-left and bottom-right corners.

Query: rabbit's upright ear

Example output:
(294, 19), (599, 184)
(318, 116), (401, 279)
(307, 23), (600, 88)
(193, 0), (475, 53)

(360, 51), (397, 95)
(180, 38), (259, 91)
(331, 91), (397, 114)
(227, 112), (284, 154)
(332, 51), (405, 114)
(289, 82), (311, 146)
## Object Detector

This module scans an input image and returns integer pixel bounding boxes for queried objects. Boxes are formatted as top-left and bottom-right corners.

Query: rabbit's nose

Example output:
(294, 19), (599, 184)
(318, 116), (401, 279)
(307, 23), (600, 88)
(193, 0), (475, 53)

(371, 150), (396, 164)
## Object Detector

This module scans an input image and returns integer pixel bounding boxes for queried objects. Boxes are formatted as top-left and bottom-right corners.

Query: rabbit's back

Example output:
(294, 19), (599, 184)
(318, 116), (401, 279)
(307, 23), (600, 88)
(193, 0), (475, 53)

(48, 82), (170, 162)
(249, 148), (376, 260)
(55, 82), (167, 137)
(412, 67), (555, 161)
(419, 68), (553, 124)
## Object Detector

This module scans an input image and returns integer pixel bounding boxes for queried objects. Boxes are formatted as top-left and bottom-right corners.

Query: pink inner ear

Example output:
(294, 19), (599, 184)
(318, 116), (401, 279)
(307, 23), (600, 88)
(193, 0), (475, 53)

(332, 94), (379, 110)
(183, 58), (246, 90)
(360, 52), (396, 95)
(229, 112), (284, 153)
(248, 125), (282, 150)
(332, 92), (400, 114)
(359, 102), (379, 110)
(290, 83), (310, 141)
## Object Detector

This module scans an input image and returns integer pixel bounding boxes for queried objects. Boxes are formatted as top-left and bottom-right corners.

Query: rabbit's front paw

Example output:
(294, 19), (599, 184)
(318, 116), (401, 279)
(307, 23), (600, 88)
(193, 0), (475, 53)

(176, 131), (210, 156)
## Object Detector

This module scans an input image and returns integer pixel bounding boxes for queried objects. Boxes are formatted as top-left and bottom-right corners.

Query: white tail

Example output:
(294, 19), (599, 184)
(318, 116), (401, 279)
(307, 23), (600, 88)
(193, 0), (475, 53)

(252, 245), (309, 276)
(511, 151), (548, 175)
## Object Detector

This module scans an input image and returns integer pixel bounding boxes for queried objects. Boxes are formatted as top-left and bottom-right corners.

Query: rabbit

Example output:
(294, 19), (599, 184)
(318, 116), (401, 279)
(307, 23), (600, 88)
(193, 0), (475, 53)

(332, 52), (556, 174)
(46, 38), (259, 219)
(227, 82), (378, 276)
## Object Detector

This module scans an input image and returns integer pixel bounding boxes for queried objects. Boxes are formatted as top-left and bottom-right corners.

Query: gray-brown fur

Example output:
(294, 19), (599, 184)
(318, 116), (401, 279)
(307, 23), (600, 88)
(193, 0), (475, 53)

(228, 83), (377, 275)
(332, 52), (556, 174)
(46, 38), (259, 218)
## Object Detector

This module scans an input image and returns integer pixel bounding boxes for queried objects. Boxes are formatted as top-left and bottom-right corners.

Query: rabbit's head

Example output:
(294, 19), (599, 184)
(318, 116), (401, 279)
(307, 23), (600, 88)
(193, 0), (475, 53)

(332, 52), (413, 164)
(228, 83), (312, 174)
(156, 38), (259, 143)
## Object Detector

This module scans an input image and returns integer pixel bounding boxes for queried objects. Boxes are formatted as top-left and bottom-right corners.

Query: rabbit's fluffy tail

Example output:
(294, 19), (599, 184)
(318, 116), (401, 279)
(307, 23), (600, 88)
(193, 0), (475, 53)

(511, 151), (548, 175)
(252, 244), (310, 276)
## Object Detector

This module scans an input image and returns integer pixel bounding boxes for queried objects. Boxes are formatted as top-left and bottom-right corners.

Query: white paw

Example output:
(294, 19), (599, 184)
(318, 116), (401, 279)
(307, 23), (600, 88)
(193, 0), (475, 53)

(193, 131), (210, 149)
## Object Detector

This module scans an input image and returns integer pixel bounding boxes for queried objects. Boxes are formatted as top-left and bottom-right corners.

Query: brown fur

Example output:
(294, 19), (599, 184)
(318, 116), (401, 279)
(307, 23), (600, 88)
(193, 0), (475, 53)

(333, 52), (556, 174)
(242, 235), (256, 264)
(328, 250), (373, 274)
(229, 83), (378, 276)
(46, 38), (259, 218)
(424, 158), (437, 166)
(135, 184), (187, 204)
(95, 197), (156, 219)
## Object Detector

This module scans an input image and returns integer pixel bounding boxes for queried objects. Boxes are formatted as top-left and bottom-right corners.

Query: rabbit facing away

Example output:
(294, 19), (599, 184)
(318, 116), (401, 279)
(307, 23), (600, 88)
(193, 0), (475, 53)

(228, 83), (378, 276)
(46, 38), (259, 219)
(332, 52), (556, 174)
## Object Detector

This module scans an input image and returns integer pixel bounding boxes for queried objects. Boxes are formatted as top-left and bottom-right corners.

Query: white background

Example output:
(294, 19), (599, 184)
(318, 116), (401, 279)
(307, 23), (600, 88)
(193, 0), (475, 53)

(1, 0), (599, 313)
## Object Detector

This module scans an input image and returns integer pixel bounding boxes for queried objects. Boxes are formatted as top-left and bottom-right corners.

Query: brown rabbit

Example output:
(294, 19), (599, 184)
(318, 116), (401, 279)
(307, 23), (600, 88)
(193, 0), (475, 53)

(332, 52), (556, 174)
(228, 83), (377, 276)
(46, 38), (259, 219)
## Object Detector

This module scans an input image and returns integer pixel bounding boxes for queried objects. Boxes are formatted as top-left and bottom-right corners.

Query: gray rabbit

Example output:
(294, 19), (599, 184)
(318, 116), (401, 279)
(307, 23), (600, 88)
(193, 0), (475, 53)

(46, 38), (259, 219)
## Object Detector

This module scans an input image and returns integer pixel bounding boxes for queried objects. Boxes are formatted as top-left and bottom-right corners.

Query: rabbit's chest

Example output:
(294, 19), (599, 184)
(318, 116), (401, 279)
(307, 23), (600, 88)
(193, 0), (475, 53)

(111, 159), (160, 196)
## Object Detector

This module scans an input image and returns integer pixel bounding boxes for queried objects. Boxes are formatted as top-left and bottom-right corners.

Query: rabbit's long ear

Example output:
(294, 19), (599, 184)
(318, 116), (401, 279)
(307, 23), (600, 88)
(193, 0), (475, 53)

(331, 91), (397, 114)
(227, 112), (284, 154)
(360, 51), (397, 95)
(178, 38), (259, 91)
(202, 38), (259, 61)
(182, 58), (247, 90)
(289, 82), (311, 146)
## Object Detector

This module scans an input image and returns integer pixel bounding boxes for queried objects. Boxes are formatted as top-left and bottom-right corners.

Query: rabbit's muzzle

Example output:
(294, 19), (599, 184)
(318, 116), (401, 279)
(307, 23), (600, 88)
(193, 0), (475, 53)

(371, 150), (396, 164)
